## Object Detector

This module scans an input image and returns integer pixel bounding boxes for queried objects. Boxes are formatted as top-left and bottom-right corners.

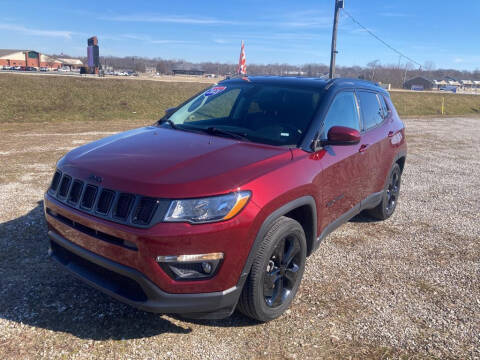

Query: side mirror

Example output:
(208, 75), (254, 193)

(164, 107), (177, 118)
(322, 126), (361, 146)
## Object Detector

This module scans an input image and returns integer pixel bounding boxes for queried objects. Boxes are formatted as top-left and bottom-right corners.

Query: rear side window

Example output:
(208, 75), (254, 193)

(357, 91), (384, 130)
(321, 91), (360, 138)
(377, 94), (389, 118)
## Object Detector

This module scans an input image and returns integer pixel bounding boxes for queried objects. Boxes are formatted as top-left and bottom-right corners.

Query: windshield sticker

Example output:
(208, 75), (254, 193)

(205, 86), (227, 97)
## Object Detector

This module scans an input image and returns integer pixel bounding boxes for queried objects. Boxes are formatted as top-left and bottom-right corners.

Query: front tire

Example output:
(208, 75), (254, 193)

(368, 162), (402, 220)
(238, 216), (307, 322)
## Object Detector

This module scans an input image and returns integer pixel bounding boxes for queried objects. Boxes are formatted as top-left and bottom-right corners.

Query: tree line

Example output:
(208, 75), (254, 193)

(56, 54), (480, 88)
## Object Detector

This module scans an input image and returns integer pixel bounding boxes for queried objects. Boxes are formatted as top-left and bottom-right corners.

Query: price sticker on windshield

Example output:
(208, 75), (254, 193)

(205, 86), (227, 96)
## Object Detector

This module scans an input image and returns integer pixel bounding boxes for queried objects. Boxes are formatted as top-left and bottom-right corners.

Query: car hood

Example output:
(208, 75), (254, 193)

(58, 126), (292, 198)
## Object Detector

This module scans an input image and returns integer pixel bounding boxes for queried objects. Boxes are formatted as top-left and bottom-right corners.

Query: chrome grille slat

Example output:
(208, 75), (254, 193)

(114, 193), (135, 220)
(81, 185), (98, 209)
(50, 170), (62, 192)
(68, 180), (84, 205)
(96, 189), (115, 215)
(58, 175), (72, 198)
(132, 197), (159, 225)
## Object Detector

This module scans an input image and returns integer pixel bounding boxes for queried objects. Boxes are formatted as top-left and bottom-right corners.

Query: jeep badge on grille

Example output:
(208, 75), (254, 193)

(88, 174), (103, 183)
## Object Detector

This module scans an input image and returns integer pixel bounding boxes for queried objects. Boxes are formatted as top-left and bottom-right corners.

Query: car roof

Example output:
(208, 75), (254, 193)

(218, 76), (388, 95)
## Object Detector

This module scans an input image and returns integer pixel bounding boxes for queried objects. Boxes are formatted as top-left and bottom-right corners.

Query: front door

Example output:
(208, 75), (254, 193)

(313, 91), (370, 233)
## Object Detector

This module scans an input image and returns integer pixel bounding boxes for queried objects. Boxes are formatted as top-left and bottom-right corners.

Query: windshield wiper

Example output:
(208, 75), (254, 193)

(157, 119), (178, 129)
(204, 127), (250, 141)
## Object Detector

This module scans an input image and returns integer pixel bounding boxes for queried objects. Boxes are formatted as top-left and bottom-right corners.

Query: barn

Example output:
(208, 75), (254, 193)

(403, 76), (434, 91)
(172, 64), (205, 76)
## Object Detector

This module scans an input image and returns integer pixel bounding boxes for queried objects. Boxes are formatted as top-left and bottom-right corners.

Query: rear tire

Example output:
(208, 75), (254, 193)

(368, 163), (402, 220)
(237, 216), (306, 322)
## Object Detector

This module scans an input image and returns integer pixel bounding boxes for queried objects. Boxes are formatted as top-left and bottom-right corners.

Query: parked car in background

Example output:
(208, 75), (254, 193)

(40, 67), (49, 72)
(25, 66), (37, 71)
(439, 86), (457, 93)
(45, 77), (407, 322)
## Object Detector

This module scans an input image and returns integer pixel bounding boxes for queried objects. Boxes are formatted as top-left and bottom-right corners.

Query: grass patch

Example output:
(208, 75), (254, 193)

(1, 73), (480, 123)
(0, 74), (207, 123)
(390, 91), (480, 117)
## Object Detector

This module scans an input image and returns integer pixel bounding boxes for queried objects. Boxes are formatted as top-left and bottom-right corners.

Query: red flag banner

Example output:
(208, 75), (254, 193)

(237, 40), (246, 75)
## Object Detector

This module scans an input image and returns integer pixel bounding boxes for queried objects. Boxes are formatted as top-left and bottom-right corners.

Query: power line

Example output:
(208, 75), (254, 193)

(342, 9), (422, 69)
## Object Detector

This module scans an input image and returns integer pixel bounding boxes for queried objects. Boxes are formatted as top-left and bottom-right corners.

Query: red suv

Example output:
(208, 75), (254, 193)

(45, 77), (406, 322)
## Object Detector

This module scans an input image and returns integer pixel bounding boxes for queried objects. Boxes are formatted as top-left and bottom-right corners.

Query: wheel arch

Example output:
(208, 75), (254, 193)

(396, 155), (406, 173)
(237, 196), (317, 289)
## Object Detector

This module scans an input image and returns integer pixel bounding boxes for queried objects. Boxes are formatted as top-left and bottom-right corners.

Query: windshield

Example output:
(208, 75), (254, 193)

(167, 83), (322, 147)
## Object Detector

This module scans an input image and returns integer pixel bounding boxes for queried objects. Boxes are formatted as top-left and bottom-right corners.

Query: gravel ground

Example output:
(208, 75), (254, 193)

(0, 117), (479, 359)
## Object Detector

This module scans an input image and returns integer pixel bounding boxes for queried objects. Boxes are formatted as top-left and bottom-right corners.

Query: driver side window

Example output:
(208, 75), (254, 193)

(322, 91), (360, 139)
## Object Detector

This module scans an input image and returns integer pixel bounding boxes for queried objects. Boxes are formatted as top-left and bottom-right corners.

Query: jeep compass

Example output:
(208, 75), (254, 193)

(45, 77), (406, 321)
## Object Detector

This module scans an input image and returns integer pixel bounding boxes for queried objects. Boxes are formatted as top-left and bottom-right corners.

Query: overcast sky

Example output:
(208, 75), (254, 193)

(1, 0), (479, 70)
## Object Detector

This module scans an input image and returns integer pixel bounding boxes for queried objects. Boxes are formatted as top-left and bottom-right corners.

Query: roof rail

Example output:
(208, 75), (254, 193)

(325, 77), (339, 89)
(325, 77), (384, 90)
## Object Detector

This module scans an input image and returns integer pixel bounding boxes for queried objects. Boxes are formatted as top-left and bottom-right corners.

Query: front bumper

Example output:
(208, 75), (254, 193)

(48, 230), (242, 318)
(44, 192), (260, 294)
(44, 191), (262, 317)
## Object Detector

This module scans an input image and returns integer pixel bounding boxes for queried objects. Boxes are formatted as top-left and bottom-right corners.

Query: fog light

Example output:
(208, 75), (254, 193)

(156, 252), (223, 263)
(201, 262), (212, 274)
(156, 253), (224, 281)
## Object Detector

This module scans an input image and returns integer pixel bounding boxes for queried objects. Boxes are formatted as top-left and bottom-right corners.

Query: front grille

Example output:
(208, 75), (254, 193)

(96, 189), (115, 214)
(68, 180), (84, 205)
(81, 185), (98, 209)
(114, 193), (135, 220)
(133, 197), (158, 225)
(50, 171), (62, 192)
(47, 170), (170, 228)
(58, 175), (72, 198)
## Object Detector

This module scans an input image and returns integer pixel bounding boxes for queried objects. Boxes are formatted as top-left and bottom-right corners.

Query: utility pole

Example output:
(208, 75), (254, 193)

(329, 0), (344, 79)
(403, 63), (409, 88)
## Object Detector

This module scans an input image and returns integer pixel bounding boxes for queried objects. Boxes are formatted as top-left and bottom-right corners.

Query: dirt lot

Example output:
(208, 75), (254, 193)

(0, 117), (479, 359)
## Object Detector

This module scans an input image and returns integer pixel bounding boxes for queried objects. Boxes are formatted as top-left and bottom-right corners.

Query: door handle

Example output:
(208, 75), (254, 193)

(388, 131), (394, 137)
(359, 144), (369, 153)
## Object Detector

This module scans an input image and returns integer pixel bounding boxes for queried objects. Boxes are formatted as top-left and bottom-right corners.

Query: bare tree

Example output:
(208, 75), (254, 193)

(424, 61), (436, 72)
(367, 60), (380, 81)
(44, 52), (480, 86)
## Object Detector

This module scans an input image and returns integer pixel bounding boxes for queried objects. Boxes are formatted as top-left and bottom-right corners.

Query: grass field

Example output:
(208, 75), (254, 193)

(0, 74), (206, 123)
(1, 73), (480, 123)
(390, 90), (480, 117)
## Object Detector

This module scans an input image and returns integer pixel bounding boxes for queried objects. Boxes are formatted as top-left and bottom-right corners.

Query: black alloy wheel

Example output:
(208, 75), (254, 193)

(368, 162), (402, 220)
(238, 216), (307, 322)
(263, 235), (302, 308)
(385, 166), (401, 215)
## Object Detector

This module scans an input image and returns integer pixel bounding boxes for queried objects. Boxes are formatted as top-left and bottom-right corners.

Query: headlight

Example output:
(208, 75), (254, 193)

(164, 191), (251, 223)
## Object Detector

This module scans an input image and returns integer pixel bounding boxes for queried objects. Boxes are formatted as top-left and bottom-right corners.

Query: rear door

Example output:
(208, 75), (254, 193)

(314, 90), (369, 232)
(356, 90), (393, 195)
